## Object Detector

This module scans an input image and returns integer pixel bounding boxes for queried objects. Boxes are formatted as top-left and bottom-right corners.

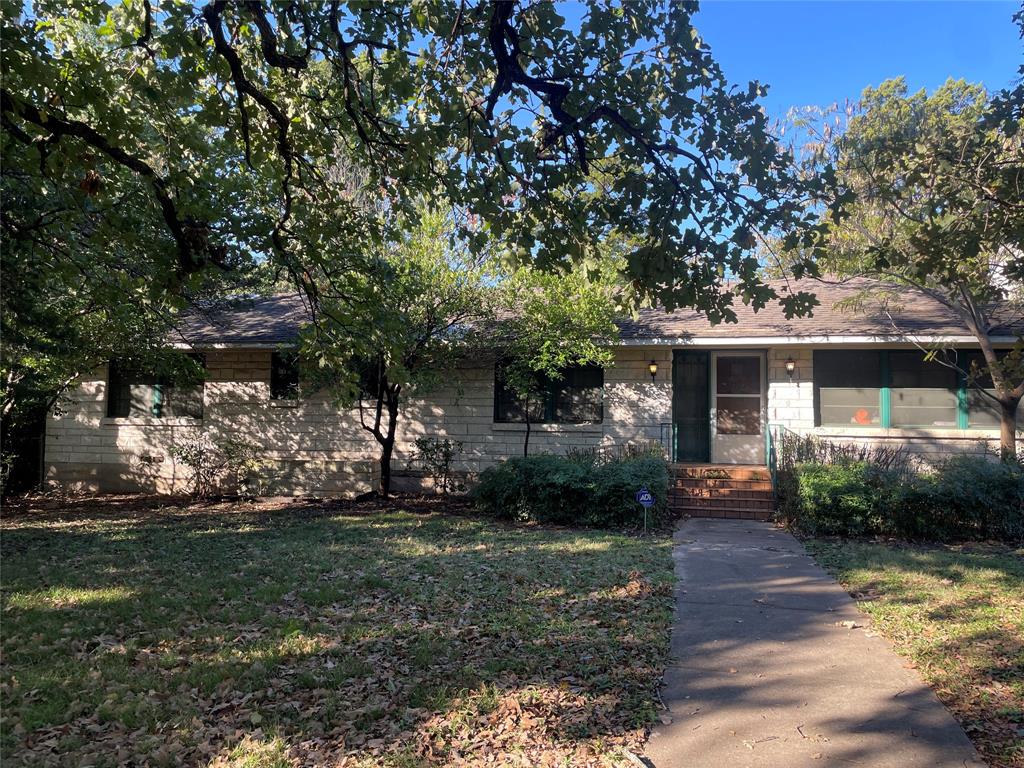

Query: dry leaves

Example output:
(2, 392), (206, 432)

(1, 495), (675, 767)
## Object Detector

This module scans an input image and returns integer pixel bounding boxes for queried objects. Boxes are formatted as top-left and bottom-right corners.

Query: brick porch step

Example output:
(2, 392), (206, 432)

(674, 464), (770, 482)
(669, 463), (775, 520)
(673, 477), (773, 491)
(672, 487), (773, 500)
(682, 508), (773, 520)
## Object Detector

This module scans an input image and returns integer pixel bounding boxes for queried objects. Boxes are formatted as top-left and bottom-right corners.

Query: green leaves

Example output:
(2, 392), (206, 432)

(787, 72), (1024, 457)
(5, 0), (820, 323)
(494, 264), (619, 413)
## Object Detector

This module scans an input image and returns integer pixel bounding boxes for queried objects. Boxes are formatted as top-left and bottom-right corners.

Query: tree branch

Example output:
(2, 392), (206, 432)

(1, 88), (223, 281)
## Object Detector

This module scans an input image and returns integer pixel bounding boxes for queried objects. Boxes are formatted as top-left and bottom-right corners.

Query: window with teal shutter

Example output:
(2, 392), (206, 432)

(813, 349), (1016, 430)
(106, 356), (205, 419)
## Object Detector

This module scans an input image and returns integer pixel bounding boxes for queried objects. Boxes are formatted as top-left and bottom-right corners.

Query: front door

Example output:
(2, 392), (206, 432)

(672, 350), (710, 462)
(710, 352), (765, 464)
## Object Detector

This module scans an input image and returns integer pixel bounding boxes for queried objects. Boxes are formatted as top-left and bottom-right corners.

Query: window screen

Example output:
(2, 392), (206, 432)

(271, 350), (300, 401)
(814, 350), (882, 427)
(106, 358), (204, 419)
(717, 397), (762, 435)
(888, 351), (958, 428)
(553, 366), (605, 423)
(960, 350), (1018, 428)
(715, 355), (762, 435)
(495, 364), (604, 424)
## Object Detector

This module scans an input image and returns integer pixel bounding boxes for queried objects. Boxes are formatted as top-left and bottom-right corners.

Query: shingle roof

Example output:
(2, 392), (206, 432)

(178, 294), (311, 346)
(618, 279), (1024, 341)
(177, 280), (1023, 347)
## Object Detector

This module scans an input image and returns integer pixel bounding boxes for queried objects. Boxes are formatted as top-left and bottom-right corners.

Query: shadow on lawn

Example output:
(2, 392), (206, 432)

(1, 496), (671, 766)
(804, 539), (1024, 768)
(647, 529), (996, 768)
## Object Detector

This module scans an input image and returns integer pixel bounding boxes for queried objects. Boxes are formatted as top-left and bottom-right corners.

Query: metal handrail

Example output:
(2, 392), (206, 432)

(765, 422), (802, 493)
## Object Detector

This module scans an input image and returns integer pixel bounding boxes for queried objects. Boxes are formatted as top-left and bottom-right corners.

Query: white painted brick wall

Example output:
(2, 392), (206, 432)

(45, 344), (1004, 494)
(45, 347), (673, 496)
(766, 345), (1005, 462)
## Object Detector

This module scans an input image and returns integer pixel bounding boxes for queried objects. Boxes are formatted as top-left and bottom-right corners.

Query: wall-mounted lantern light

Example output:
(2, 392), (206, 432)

(648, 360), (659, 382)
(784, 357), (797, 380)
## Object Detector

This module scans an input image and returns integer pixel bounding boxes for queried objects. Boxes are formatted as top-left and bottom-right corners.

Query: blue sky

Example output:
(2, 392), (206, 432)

(693, 1), (1021, 121)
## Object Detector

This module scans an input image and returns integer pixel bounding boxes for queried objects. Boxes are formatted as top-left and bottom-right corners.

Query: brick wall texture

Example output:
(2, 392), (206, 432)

(44, 347), (674, 496)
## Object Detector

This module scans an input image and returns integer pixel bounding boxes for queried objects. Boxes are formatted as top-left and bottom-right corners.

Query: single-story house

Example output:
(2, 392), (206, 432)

(44, 279), (1022, 498)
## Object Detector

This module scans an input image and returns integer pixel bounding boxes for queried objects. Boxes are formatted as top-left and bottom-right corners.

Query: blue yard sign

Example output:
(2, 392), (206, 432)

(636, 488), (655, 508)
(636, 487), (655, 534)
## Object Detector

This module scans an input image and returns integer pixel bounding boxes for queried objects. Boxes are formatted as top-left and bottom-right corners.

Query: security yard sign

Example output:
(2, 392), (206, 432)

(636, 487), (655, 533)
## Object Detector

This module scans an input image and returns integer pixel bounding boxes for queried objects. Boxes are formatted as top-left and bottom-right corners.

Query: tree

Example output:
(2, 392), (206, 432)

(3, 0), (827, 328)
(302, 207), (495, 497)
(0, 227), (247, 492)
(495, 266), (619, 456)
(793, 76), (1024, 459)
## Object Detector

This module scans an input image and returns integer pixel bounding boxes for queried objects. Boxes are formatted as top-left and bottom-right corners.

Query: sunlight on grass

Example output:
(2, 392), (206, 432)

(1, 502), (673, 767)
(6, 585), (137, 610)
(209, 734), (295, 768)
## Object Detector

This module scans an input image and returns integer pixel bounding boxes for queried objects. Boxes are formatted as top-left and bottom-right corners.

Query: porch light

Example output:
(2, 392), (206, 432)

(648, 360), (658, 382)
(784, 357), (797, 379)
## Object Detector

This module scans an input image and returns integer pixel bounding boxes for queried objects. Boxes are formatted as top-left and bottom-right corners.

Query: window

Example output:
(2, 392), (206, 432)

(813, 348), (1017, 430)
(494, 364), (604, 424)
(814, 350), (882, 427)
(960, 350), (1020, 428)
(271, 350), (300, 401)
(715, 355), (762, 435)
(106, 357), (204, 419)
(888, 351), (958, 428)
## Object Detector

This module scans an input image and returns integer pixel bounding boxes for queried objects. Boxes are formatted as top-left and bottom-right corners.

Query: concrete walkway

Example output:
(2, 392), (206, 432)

(644, 519), (984, 768)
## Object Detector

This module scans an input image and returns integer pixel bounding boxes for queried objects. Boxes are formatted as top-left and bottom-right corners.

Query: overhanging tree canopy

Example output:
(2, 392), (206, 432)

(2, 0), (826, 320)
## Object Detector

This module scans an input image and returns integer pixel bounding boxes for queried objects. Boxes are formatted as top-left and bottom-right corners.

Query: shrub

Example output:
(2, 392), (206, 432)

(410, 436), (465, 495)
(774, 429), (914, 478)
(784, 455), (1024, 542)
(898, 455), (1024, 542)
(589, 457), (670, 528)
(472, 453), (670, 529)
(169, 436), (264, 497)
(788, 462), (892, 536)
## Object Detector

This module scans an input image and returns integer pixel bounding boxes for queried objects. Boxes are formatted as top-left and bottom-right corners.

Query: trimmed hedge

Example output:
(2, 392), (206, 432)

(781, 455), (1024, 542)
(472, 453), (670, 528)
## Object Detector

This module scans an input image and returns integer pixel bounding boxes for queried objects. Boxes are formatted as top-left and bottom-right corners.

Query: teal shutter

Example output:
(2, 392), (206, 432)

(879, 351), (891, 428)
(152, 384), (164, 417)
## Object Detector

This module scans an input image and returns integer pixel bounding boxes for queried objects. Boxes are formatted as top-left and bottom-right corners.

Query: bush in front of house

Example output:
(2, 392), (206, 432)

(472, 453), (670, 529)
(894, 455), (1024, 542)
(781, 455), (1024, 542)
(785, 461), (893, 536)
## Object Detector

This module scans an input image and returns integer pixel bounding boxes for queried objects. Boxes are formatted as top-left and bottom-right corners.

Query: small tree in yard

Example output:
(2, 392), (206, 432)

(304, 208), (494, 497)
(497, 268), (619, 456)
(411, 437), (465, 495)
(793, 75), (1024, 460)
(169, 436), (264, 497)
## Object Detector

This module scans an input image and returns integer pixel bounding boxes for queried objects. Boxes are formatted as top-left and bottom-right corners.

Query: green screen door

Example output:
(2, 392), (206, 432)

(672, 350), (710, 462)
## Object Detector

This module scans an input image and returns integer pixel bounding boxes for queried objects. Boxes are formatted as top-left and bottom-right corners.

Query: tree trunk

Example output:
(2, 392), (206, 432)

(999, 397), (1019, 462)
(379, 437), (394, 497)
(523, 396), (532, 457)
(957, 307), (1021, 463)
(377, 384), (401, 497)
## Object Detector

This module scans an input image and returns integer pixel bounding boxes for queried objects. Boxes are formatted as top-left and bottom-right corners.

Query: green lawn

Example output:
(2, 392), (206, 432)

(806, 538), (1024, 768)
(0, 496), (674, 767)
